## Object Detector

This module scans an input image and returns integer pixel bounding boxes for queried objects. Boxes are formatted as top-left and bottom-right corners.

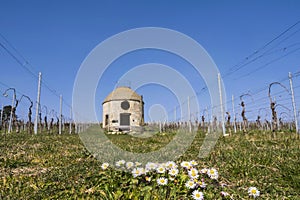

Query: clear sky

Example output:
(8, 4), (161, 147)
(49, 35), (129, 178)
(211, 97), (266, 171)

(0, 0), (299, 123)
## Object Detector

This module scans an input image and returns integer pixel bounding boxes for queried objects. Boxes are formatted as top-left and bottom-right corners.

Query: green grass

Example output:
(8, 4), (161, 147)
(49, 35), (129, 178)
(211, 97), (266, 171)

(0, 128), (300, 199)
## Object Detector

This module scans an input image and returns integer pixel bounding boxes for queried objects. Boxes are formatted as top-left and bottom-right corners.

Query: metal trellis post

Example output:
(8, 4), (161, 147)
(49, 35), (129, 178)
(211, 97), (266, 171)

(218, 73), (226, 136)
(232, 95), (237, 133)
(59, 95), (62, 134)
(34, 72), (42, 134)
(289, 72), (299, 134)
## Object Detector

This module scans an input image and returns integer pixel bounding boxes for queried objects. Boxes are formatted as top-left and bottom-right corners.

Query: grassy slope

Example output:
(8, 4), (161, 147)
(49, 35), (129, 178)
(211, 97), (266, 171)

(0, 128), (299, 199)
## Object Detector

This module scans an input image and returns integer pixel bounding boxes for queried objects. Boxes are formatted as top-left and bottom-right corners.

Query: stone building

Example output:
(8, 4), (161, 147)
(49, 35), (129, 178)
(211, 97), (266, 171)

(102, 86), (144, 132)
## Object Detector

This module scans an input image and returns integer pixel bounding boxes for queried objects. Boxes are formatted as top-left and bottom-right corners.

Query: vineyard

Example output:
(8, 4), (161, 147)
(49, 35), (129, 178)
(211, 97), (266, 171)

(0, 73), (299, 200)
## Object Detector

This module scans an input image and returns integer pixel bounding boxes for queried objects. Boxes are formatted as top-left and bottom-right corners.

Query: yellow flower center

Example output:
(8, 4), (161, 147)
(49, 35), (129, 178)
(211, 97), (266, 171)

(102, 164), (108, 169)
(251, 189), (256, 194)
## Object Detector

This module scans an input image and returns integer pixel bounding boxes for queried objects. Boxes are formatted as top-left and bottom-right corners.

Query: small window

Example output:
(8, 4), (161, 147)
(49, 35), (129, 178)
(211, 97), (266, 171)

(121, 100), (130, 110)
(112, 120), (118, 123)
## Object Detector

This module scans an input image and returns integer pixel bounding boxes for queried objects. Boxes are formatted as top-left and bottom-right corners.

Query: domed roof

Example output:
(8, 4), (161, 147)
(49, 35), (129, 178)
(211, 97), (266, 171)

(102, 87), (143, 104)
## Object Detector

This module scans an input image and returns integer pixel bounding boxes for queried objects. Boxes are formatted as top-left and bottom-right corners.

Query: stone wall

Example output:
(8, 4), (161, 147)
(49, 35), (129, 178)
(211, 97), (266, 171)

(102, 99), (143, 130)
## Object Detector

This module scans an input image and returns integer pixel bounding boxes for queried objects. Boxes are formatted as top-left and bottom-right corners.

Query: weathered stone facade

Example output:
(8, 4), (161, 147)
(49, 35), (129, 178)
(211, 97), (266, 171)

(102, 87), (144, 132)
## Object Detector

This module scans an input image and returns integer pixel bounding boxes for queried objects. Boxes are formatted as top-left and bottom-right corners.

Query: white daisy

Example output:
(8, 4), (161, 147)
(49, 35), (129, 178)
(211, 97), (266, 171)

(135, 161), (142, 167)
(101, 162), (109, 170)
(192, 190), (204, 200)
(132, 167), (144, 178)
(185, 180), (196, 189)
(126, 161), (134, 169)
(248, 187), (260, 198)
(157, 177), (168, 186)
(140, 167), (148, 175)
(115, 160), (125, 167)
(161, 162), (168, 168)
(190, 160), (198, 166)
(168, 168), (179, 176)
(145, 162), (157, 171)
(200, 168), (208, 174)
(180, 161), (191, 169)
(207, 168), (219, 180)
(188, 168), (199, 179)
(166, 161), (177, 169)
(156, 165), (166, 174)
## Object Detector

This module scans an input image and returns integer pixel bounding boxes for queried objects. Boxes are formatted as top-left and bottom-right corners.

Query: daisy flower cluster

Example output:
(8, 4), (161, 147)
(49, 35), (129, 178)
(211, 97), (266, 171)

(100, 159), (260, 199)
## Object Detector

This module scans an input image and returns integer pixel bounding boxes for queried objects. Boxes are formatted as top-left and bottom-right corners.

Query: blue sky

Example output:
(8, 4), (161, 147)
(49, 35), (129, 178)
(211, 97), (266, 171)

(0, 0), (300, 123)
